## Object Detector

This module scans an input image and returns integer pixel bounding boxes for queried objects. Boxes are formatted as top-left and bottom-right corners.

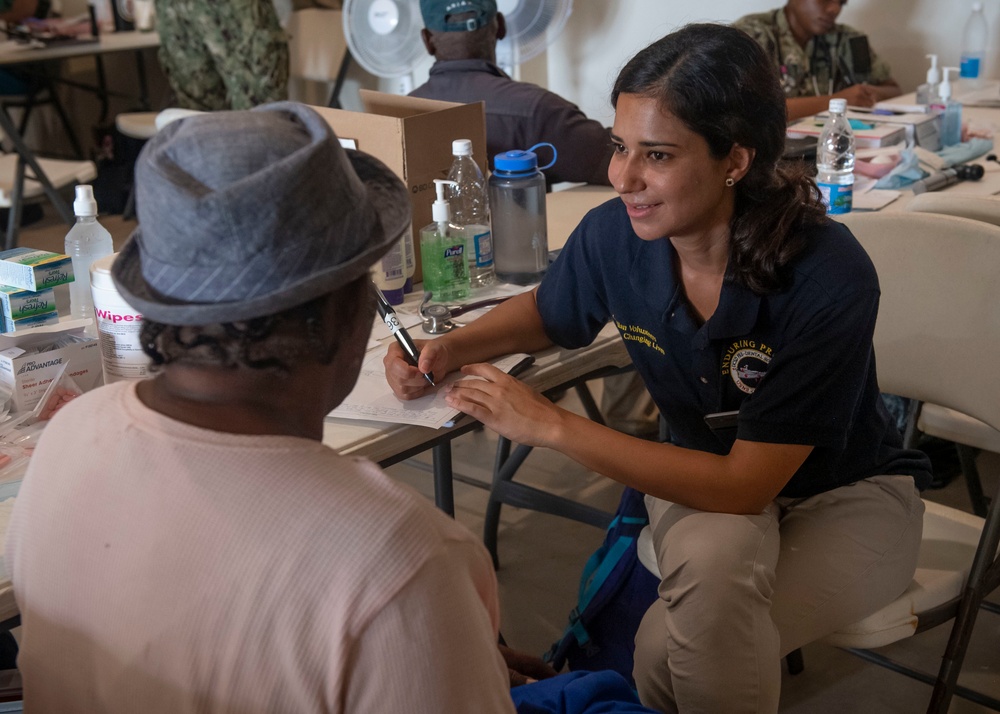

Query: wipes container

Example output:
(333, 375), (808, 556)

(90, 253), (151, 383)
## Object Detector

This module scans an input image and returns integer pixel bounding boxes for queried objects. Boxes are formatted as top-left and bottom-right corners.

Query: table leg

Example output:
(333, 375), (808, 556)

(135, 50), (150, 111)
(432, 442), (455, 517)
(4, 156), (24, 252)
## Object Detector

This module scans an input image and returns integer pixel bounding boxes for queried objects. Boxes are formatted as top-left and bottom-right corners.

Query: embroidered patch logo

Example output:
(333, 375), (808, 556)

(721, 340), (773, 394)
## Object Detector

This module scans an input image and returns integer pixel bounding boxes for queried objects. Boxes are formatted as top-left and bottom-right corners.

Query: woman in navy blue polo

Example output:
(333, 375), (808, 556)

(385, 23), (930, 714)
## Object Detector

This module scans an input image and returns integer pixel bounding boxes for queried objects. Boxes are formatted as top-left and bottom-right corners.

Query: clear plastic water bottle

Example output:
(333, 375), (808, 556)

(816, 99), (855, 215)
(65, 185), (114, 335)
(960, 2), (988, 85)
(447, 139), (495, 289)
(488, 143), (556, 285)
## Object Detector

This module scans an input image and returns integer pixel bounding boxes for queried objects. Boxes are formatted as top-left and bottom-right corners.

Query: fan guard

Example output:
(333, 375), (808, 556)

(343, 0), (425, 79)
(496, 0), (573, 68)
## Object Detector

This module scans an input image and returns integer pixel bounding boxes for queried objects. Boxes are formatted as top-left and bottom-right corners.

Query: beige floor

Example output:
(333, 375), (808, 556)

(14, 205), (1000, 713)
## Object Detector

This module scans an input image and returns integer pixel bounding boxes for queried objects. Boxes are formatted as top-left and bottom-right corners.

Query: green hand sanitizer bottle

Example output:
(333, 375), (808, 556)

(420, 179), (470, 303)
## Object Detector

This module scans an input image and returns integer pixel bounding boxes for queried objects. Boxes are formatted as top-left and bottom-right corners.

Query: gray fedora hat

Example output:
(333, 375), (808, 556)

(112, 101), (410, 325)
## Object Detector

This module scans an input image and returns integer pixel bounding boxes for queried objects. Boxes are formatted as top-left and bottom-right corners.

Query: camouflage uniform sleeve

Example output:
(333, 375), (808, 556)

(732, 15), (781, 73)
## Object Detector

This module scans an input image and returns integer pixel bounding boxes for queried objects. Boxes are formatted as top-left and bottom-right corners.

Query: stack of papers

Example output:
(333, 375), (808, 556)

(787, 118), (906, 148)
(329, 351), (533, 429)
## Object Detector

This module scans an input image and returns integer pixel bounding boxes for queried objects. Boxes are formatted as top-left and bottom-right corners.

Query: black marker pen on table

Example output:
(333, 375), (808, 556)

(373, 285), (436, 387)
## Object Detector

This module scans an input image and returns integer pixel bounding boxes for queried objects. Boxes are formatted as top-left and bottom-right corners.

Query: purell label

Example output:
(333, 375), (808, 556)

(444, 244), (465, 259)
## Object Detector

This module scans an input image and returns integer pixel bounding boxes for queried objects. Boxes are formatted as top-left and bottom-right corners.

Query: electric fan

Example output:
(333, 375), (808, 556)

(342, 0), (426, 94)
(495, 0), (573, 75)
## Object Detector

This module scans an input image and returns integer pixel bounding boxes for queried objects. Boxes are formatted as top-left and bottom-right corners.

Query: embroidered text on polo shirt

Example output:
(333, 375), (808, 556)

(614, 318), (665, 356)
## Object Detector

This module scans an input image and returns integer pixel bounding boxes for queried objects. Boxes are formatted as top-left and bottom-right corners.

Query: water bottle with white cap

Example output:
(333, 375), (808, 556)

(447, 139), (495, 288)
(816, 99), (855, 215)
(65, 185), (114, 335)
(960, 2), (988, 88)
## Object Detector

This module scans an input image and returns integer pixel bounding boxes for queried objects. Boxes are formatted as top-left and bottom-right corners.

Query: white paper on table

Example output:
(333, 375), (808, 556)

(328, 351), (533, 429)
(853, 189), (900, 211)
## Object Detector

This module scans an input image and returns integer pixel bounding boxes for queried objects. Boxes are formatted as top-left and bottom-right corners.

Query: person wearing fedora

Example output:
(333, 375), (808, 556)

(4, 103), (518, 713)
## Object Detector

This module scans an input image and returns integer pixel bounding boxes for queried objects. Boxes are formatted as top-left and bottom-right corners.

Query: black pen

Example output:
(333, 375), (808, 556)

(373, 285), (436, 387)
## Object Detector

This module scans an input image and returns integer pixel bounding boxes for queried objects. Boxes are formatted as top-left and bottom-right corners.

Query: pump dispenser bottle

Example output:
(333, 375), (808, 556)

(916, 54), (940, 106)
(419, 179), (469, 302)
(934, 67), (963, 147)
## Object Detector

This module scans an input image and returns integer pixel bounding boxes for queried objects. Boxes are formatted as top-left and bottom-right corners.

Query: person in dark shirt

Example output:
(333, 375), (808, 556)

(410, 0), (611, 187)
(386, 24), (929, 713)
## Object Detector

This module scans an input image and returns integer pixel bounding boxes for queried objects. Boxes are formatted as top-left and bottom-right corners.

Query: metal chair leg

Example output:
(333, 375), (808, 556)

(957, 444), (989, 518)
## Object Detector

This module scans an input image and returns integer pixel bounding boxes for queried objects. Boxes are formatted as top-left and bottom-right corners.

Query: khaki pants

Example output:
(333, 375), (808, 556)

(633, 475), (924, 714)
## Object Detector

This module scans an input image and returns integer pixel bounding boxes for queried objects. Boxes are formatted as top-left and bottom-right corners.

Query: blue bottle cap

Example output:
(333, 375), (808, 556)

(493, 149), (538, 174)
(493, 142), (558, 174)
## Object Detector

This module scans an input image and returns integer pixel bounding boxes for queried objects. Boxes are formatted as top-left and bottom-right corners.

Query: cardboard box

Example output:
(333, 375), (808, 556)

(0, 248), (74, 291)
(0, 324), (102, 413)
(311, 91), (488, 282)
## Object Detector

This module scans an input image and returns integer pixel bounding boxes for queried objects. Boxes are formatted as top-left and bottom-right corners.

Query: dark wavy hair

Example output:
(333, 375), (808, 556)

(139, 278), (371, 374)
(611, 23), (826, 294)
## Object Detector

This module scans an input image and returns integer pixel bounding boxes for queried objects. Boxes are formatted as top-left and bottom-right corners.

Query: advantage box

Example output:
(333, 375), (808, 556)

(0, 324), (102, 413)
(311, 91), (488, 282)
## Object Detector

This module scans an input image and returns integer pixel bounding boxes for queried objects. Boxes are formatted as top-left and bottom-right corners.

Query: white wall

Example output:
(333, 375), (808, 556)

(542, 0), (996, 128)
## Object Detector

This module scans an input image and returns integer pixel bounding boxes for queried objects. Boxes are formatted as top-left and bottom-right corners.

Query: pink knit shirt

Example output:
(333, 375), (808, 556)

(6, 381), (515, 713)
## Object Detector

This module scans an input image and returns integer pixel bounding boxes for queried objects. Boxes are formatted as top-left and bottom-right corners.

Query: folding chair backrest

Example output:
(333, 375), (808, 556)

(836, 212), (1000, 436)
(906, 193), (1000, 228)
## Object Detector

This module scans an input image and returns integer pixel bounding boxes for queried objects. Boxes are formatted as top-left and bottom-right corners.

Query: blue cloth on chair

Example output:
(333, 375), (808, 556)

(511, 671), (657, 713)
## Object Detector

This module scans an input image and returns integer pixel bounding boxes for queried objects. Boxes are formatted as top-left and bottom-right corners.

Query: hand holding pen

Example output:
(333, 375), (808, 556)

(374, 285), (436, 387)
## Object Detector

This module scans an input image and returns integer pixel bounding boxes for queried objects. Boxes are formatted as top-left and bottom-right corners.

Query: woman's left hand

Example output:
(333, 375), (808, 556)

(444, 363), (563, 448)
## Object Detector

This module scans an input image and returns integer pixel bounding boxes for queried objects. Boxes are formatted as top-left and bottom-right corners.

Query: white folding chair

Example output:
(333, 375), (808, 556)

(0, 152), (96, 251)
(827, 211), (1000, 712)
(901, 194), (1000, 517)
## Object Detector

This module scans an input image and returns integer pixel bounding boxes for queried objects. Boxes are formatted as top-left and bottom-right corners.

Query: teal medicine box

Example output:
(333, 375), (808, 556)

(0, 285), (57, 323)
(0, 248), (75, 292)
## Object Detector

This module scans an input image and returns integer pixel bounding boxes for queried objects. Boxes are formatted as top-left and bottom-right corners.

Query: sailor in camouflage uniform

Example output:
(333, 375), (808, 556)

(154, 0), (289, 111)
(734, 0), (900, 121)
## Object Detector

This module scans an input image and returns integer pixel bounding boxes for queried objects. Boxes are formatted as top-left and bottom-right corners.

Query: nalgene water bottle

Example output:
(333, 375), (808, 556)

(488, 143), (557, 285)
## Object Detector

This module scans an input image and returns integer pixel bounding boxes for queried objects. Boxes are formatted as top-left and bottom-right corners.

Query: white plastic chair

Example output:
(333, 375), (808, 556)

(0, 153), (96, 251)
(901, 193), (1000, 518)
(826, 211), (1000, 712)
(637, 212), (1000, 712)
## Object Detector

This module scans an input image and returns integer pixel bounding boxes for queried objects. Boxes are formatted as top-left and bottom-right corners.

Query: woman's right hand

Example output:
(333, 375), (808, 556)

(383, 338), (450, 400)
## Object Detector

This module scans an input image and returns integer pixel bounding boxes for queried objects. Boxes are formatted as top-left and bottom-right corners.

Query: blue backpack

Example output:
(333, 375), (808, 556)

(545, 488), (660, 687)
